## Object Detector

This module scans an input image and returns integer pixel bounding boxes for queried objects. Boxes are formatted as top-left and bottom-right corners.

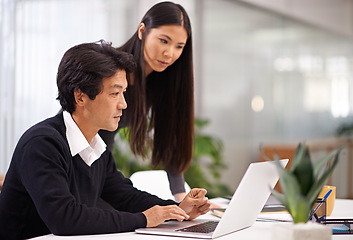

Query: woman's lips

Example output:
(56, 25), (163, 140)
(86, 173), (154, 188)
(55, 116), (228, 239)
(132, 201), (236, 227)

(158, 60), (169, 67)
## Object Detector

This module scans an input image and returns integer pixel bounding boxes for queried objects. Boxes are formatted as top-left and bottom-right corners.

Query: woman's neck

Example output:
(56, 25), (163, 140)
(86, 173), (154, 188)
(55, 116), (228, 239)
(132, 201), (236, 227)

(145, 62), (153, 77)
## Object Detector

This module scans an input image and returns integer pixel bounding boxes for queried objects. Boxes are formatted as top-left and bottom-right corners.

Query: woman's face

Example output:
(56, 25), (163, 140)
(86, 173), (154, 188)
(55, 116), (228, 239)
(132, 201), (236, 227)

(142, 24), (188, 76)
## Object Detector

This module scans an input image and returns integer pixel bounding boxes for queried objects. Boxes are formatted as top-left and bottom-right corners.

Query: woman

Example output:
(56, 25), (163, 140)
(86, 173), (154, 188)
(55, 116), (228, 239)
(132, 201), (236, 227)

(99, 1), (194, 202)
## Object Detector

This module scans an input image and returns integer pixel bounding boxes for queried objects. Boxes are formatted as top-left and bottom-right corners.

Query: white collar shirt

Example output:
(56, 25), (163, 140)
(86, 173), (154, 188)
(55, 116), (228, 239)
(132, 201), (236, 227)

(63, 111), (106, 167)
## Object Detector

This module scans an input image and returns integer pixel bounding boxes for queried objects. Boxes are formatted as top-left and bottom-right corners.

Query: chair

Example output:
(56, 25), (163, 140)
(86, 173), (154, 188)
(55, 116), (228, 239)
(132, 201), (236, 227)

(129, 170), (191, 200)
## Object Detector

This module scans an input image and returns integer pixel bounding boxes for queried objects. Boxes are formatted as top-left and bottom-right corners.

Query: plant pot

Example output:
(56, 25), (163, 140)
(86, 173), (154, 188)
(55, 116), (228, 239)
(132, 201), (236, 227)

(272, 222), (332, 240)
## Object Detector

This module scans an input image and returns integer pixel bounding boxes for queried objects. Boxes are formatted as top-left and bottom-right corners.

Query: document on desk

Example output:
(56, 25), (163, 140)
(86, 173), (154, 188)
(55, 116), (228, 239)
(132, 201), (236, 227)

(257, 212), (293, 222)
(256, 196), (292, 222)
(212, 209), (292, 222)
(211, 202), (291, 222)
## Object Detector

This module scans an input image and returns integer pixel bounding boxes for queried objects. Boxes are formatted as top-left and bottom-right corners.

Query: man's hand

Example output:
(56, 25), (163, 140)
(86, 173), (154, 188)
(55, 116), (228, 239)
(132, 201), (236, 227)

(142, 205), (190, 227)
(178, 188), (211, 220)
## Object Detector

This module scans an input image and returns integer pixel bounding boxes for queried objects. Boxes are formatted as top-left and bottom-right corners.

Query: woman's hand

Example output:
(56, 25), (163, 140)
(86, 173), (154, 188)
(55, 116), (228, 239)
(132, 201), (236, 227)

(178, 188), (211, 220)
(173, 192), (186, 202)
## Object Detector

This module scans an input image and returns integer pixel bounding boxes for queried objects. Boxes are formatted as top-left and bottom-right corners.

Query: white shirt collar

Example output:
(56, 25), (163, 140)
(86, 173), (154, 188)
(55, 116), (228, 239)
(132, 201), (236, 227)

(63, 111), (106, 166)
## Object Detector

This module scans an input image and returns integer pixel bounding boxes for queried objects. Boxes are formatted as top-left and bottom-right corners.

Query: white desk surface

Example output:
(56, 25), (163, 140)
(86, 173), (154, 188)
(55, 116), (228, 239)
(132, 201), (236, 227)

(31, 198), (353, 240)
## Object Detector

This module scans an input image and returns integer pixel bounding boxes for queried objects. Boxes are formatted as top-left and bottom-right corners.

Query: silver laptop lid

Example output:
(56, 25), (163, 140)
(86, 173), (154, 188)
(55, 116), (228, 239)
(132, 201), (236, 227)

(212, 159), (288, 238)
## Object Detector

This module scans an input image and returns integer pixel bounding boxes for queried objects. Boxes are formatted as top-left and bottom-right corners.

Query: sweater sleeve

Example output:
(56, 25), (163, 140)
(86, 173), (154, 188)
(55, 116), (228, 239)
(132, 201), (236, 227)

(18, 132), (167, 236)
(166, 170), (186, 195)
(101, 153), (177, 212)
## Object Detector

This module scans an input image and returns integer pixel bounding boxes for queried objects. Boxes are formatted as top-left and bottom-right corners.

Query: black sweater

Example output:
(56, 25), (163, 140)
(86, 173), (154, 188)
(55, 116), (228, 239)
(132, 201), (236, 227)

(0, 113), (175, 240)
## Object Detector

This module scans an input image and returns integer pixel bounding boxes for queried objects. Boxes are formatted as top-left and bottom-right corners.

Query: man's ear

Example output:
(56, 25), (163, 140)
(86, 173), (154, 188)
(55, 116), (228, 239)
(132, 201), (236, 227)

(138, 22), (145, 40)
(74, 89), (86, 106)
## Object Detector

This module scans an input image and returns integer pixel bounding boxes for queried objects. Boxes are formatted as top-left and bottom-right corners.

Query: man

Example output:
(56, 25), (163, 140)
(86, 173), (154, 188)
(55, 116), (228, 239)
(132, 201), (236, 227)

(0, 40), (210, 240)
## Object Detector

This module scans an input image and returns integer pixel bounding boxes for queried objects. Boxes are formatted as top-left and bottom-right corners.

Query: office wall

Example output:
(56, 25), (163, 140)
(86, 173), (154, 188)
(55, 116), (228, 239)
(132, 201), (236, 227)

(198, 0), (353, 197)
(1, 0), (353, 197)
(238, 0), (353, 37)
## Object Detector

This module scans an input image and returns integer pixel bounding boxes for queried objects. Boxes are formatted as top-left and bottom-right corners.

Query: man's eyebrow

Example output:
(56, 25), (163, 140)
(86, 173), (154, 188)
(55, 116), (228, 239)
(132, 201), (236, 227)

(160, 34), (186, 45)
(110, 84), (127, 89)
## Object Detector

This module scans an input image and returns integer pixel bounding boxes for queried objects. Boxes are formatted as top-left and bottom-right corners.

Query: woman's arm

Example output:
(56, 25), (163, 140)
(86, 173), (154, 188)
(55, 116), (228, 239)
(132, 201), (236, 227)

(166, 170), (186, 202)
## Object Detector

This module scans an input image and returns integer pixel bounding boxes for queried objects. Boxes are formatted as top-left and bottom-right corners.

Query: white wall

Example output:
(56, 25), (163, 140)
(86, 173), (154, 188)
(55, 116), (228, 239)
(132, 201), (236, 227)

(238, 0), (353, 37)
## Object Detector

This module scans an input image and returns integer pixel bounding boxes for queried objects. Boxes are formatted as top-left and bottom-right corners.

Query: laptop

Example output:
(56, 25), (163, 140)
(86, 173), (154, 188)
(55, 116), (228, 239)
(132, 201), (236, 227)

(135, 159), (289, 239)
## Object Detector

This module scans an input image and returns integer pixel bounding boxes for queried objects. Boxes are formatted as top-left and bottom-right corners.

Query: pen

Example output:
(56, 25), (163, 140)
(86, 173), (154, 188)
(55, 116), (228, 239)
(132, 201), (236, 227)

(323, 189), (332, 201)
(309, 189), (333, 220)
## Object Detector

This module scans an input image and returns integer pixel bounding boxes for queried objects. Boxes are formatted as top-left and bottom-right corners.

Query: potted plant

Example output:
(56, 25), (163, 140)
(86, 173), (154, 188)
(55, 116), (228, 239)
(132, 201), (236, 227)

(263, 142), (341, 240)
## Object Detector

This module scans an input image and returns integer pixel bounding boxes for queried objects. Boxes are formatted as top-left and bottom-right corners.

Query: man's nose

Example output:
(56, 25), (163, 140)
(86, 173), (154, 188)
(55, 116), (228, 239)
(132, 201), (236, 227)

(118, 95), (127, 110)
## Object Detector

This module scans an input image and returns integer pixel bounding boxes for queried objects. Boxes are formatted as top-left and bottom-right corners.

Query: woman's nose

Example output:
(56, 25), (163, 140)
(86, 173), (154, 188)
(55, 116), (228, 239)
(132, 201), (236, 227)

(163, 46), (173, 58)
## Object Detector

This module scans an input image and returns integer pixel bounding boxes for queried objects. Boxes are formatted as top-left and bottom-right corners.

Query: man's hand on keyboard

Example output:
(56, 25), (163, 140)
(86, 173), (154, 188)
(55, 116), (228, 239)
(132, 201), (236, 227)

(179, 188), (211, 220)
(142, 205), (190, 227)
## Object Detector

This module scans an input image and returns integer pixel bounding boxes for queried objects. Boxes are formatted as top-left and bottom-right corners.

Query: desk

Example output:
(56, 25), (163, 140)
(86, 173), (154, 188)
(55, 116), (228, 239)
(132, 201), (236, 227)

(31, 198), (353, 240)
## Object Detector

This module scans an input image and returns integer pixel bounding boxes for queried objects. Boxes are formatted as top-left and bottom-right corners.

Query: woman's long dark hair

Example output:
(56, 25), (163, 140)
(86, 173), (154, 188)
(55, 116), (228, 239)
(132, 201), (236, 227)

(119, 2), (194, 174)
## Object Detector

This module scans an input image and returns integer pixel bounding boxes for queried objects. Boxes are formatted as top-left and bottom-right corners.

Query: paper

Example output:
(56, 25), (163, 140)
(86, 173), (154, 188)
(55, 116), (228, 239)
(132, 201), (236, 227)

(257, 212), (293, 222)
(210, 209), (225, 218)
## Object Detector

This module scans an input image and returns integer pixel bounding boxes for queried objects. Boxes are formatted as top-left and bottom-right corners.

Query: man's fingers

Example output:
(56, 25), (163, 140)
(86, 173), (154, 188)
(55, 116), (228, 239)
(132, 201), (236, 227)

(169, 212), (187, 222)
(165, 206), (190, 221)
(143, 205), (190, 228)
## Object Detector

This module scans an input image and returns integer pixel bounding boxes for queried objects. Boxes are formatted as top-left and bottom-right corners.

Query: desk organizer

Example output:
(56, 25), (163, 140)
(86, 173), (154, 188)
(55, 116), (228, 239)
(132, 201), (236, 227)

(309, 198), (327, 222)
(318, 219), (353, 235)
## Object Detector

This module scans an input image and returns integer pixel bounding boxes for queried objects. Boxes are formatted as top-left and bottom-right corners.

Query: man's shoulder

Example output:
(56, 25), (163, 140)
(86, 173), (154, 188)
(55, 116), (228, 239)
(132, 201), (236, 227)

(20, 113), (66, 145)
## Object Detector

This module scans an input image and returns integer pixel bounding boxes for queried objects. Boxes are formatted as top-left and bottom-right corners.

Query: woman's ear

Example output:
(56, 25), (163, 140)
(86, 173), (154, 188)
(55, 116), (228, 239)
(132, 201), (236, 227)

(138, 22), (145, 40)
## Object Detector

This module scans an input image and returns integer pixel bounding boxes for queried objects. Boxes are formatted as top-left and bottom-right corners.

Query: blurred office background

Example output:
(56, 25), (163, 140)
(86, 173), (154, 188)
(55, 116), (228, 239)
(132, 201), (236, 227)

(1, 0), (353, 198)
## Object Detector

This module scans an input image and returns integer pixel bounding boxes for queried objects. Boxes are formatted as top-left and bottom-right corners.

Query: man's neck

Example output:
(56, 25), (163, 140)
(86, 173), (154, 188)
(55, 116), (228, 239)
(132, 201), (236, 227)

(71, 112), (97, 144)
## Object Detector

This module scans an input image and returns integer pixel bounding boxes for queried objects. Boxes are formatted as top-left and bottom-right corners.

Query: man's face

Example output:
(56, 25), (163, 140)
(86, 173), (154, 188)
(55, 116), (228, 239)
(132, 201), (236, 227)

(83, 70), (127, 132)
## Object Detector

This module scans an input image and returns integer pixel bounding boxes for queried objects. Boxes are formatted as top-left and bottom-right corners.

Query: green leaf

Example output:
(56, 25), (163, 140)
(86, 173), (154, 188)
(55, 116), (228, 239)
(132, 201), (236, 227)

(274, 160), (302, 214)
(292, 147), (314, 195)
(194, 118), (210, 130)
(259, 143), (275, 162)
(290, 195), (311, 224)
(271, 189), (288, 209)
(290, 143), (306, 172)
(313, 149), (340, 178)
(307, 151), (340, 205)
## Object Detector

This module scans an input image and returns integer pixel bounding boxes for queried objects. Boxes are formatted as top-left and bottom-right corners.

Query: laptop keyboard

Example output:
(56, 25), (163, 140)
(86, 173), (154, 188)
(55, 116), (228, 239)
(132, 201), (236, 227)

(176, 221), (219, 233)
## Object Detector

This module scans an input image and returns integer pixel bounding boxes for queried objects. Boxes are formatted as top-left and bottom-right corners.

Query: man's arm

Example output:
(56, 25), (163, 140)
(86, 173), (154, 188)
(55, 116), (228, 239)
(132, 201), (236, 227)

(19, 133), (147, 235)
(100, 152), (177, 212)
